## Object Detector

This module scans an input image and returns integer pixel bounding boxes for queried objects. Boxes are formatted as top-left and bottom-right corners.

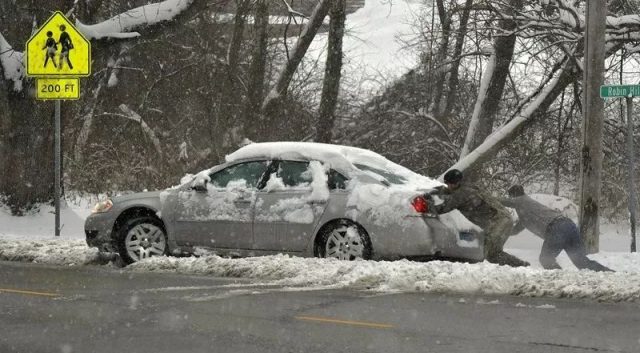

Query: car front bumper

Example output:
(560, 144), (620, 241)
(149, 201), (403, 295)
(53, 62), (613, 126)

(85, 212), (118, 252)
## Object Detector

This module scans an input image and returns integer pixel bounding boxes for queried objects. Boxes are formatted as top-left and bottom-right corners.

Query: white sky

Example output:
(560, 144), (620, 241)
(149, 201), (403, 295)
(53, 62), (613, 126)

(307, 0), (423, 93)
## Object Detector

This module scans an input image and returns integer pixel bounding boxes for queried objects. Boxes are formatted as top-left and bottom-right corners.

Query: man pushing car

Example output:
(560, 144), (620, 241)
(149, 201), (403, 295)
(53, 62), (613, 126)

(501, 185), (612, 272)
(433, 169), (529, 267)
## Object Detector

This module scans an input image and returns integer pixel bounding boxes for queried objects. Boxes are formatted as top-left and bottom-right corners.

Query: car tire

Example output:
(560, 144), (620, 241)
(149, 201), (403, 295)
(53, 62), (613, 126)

(117, 216), (168, 265)
(315, 220), (372, 260)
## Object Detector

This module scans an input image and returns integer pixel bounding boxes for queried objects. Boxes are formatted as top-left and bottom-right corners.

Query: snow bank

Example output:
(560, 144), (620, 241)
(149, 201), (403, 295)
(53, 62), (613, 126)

(126, 254), (640, 302)
(3, 192), (639, 303)
(1, 226), (639, 302)
(0, 239), (101, 266)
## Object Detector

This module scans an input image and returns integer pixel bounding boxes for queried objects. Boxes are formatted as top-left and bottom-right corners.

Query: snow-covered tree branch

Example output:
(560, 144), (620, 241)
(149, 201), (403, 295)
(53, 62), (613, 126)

(76, 0), (195, 40)
(0, 32), (24, 91)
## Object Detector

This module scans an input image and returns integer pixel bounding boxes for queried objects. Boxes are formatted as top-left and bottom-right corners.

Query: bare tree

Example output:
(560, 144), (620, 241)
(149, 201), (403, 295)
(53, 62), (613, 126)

(261, 0), (331, 117)
(429, 0), (453, 113)
(459, 0), (523, 160)
(316, 0), (346, 143)
(442, 0), (474, 119)
(244, 0), (270, 138)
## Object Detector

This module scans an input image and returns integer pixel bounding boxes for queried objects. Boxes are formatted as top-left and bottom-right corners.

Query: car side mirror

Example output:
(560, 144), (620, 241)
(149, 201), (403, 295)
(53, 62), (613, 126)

(191, 179), (208, 193)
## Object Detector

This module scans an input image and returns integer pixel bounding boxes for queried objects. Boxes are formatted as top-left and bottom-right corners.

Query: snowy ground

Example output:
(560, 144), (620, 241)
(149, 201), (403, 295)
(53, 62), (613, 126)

(1, 197), (640, 303)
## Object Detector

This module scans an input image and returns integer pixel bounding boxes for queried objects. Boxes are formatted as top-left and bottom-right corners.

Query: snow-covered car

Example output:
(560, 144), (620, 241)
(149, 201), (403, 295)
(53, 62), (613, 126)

(85, 142), (484, 264)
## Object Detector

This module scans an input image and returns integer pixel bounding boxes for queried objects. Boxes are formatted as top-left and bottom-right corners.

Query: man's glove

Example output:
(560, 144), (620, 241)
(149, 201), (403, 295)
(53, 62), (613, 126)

(425, 193), (435, 203)
(426, 185), (446, 196)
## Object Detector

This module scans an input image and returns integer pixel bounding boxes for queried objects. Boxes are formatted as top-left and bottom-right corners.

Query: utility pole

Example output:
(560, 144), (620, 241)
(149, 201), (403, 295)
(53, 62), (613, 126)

(579, 0), (606, 253)
(626, 97), (637, 252)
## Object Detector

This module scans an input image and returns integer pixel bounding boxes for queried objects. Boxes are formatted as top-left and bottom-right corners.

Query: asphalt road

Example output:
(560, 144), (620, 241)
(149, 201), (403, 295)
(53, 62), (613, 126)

(1, 260), (638, 353)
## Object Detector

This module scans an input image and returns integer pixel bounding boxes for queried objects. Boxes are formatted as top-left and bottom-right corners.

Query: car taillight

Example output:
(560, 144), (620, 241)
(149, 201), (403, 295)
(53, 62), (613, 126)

(411, 195), (429, 214)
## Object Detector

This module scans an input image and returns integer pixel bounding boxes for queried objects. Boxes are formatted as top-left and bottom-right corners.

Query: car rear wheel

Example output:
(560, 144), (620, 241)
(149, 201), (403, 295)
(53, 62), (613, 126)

(316, 220), (372, 260)
(117, 217), (167, 265)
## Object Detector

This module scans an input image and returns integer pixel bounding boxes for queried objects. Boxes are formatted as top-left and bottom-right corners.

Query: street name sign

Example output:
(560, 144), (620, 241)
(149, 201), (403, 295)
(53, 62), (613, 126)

(36, 78), (80, 100)
(600, 84), (640, 98)
(26, 11), (91, 78)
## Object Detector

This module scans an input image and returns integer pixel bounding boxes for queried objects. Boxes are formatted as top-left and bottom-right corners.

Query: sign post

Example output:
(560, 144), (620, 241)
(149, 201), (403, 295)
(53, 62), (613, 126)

(25, 11), (91, 236)
(626, 96), (637, 252)
(601, 84), (637, 252)
(55, 100), (61, 236)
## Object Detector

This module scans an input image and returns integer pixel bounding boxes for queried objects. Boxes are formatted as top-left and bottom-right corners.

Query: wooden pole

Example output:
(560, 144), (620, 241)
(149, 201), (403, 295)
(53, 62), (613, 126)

(626, 97), (637, 252)
(579, 0), (606, 253)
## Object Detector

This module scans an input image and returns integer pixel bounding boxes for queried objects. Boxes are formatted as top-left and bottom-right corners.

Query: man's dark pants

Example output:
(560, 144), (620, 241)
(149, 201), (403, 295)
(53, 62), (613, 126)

(541, 217), (611, 272)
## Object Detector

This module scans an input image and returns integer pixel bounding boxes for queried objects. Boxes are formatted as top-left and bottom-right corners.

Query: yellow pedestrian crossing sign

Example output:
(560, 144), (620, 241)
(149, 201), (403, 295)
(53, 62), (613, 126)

(26, 11), (91, 77)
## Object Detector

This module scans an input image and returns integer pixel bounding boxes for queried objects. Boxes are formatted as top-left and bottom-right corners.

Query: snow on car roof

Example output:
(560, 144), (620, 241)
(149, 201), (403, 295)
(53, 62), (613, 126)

(225, 142), (442, 189)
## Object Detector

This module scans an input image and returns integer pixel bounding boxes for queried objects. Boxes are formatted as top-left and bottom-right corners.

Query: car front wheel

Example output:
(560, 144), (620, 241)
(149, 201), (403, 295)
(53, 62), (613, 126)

(117, 217), (167, 264)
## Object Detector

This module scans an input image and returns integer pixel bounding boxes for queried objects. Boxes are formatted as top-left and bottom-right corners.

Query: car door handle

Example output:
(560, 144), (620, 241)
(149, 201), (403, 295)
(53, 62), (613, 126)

(234, 198), (252, 204)
(308, 200), (327, 205)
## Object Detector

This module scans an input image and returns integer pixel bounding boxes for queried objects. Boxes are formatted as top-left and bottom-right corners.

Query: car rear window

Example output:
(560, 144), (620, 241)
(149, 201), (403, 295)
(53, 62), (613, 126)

(354, 163), (407, 185)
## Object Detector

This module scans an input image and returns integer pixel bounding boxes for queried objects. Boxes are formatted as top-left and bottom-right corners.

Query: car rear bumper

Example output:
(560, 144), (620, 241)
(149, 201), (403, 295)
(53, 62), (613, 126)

(85, 213), (117, 252)
(367, 216), (484, 262)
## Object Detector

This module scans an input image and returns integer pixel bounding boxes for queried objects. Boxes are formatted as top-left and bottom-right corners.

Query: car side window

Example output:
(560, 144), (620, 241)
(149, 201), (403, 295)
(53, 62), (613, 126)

(209, 161), (269, 189)
(328, 170), (347, 190)
(277, 161), (312, 187)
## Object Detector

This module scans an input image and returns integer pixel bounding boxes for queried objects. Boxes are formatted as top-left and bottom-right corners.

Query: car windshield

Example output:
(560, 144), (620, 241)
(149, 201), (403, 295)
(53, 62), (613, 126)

(354, 163), (407, 185)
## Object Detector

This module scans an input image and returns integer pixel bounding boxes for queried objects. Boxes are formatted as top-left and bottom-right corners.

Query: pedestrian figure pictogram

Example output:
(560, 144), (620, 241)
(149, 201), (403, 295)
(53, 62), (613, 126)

(58, 25), (74, 70)
(43, 31), (57, 68)
(26, 11), (90, 77)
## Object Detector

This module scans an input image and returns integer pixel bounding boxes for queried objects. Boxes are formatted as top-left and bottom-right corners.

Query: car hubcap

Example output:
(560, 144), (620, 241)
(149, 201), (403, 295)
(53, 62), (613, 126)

(325, 226), (365, 260)
(125, 223), (166, 262)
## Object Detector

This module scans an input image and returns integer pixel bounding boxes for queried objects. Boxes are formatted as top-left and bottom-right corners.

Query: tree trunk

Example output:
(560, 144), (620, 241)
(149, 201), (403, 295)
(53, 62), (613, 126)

(429, 0), (452, 113)
(553, 90), (568, 196)
(316, 0), (346, 143)
(261, 0), (331, 117)
(458, 0), (522, 159)
(442, 0), (473, 118)
(0, 85), (54, 214)
(443, 58), (579, 179)
(226, 0), (251, 82)
(244, 0), (269, 138)
(219, 0), (251, 147)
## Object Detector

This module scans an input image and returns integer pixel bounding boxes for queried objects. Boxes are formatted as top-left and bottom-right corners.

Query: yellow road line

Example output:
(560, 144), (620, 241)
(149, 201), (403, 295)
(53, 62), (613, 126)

(295, 315), (394, 329)
(0, 288), (59, 297)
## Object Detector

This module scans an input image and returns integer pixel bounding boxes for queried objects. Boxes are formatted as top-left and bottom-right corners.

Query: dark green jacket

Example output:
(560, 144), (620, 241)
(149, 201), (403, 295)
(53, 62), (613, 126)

(435, 184), (500, 229)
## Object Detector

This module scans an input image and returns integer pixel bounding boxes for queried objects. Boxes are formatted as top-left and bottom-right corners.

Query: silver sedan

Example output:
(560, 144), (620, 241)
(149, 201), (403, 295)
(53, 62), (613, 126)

(85, 142), (484, 264)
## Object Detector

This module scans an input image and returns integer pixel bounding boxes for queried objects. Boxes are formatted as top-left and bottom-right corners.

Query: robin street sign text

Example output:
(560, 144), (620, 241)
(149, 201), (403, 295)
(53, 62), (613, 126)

(600, 84), (640, 98)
